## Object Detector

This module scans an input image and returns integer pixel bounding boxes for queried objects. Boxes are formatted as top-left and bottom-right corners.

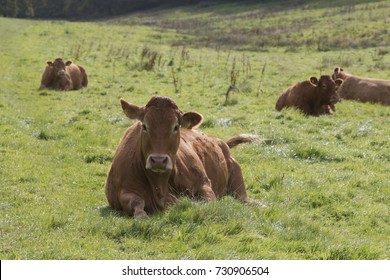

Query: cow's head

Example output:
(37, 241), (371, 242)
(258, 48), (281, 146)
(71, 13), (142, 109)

(47, 58), (72, 78)
(332, 67), (349, 80)
(310, 75), (343, 104)
(120, 96), (203, 173)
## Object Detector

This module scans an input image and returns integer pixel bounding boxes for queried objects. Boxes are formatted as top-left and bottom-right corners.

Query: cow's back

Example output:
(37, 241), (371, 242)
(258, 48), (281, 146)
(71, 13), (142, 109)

(40, 64), (54, 89)
(173, 129), (230, 198)
(78, 64), (88, 87)
(275, 87), (291, 111)
(66, 64), (81, 89)
(338, 76), (390, 105)
(65, 64), (84, 89)
(276, 81), (314, 113)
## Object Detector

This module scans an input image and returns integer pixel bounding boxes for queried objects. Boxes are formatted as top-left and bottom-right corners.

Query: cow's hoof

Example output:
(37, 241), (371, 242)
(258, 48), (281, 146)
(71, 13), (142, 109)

(134, 211), (149, 219)
(248, 198), (267, 208)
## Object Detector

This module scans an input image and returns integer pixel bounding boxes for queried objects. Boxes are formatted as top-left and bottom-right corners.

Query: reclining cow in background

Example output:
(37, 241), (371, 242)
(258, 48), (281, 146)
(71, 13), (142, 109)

(39, 58), (88, 90)
(332, 67), (390, 105)
(105, 96), (261, 218)
(275, 75), (343, 116)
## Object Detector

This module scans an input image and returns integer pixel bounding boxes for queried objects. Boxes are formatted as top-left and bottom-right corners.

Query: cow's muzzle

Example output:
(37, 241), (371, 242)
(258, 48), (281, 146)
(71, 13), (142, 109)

(57, 70), (66, 77)
(330, 94), (340, 103)
(146, 153), (173, 173)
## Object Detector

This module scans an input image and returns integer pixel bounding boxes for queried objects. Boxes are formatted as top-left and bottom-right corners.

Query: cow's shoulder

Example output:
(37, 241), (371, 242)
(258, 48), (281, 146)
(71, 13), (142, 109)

(113, 122), (142, 159)
(297, 79), (315, 90)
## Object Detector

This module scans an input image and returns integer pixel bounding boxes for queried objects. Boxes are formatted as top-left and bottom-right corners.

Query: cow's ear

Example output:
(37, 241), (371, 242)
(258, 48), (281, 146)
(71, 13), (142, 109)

(334, 67), (343, 73)
(181, 112), (203, 129)
(335, 78), (343, 87)
(310, 77), (318, 86)
(65, 61), (72, 66)
(120, 98), (145, 121)
(46, 61), (53, 66)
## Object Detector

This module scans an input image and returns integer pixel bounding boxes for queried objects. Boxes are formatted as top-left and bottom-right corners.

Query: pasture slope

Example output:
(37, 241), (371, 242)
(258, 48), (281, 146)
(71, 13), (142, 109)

(0, 0), (389, 260)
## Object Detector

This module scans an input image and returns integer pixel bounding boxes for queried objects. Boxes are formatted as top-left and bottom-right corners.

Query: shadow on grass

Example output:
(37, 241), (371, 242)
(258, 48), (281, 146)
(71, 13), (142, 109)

(99, 205), (129, 219)
(98, 204), (165, 220)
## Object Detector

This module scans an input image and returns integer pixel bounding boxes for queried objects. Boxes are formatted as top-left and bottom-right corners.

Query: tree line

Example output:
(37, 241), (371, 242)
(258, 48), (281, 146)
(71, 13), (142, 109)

(0, 0), (247, 19)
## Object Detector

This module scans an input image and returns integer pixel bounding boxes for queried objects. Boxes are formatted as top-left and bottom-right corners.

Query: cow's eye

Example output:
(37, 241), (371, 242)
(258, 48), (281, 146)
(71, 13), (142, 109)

(142, 124), (148, 132)
(173, 124), (180, 133)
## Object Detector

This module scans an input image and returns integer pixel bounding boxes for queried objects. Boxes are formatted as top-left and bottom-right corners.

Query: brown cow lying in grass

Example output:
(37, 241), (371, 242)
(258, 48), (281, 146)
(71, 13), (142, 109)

(105, 96), (261, 218)
(332, 67), (390, 105)
(39, 58), (88, 90)
(275, 75), (343, 116)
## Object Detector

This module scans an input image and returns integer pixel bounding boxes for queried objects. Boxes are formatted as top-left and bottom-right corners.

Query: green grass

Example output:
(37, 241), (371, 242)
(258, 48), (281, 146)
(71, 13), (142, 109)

(1, 1), (389, 260)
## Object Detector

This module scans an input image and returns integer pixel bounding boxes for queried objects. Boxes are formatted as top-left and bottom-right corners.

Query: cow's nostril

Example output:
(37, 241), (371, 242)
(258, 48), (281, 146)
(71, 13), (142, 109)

(146, 154), (172, 172)
(151, 155), (166, 163)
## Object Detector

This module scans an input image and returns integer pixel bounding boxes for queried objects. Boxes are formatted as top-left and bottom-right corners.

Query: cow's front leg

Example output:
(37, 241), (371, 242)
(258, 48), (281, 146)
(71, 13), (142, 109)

(196, 182), (217, 201)
(119, 191), (149, 219)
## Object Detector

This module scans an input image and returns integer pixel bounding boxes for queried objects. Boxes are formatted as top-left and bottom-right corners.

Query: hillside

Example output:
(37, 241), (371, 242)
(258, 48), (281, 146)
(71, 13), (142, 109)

(109, 0), (390, 51)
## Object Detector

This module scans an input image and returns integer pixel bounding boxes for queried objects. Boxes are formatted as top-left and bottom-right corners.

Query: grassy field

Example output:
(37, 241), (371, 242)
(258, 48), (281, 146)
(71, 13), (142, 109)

(1, 0), (389, 259)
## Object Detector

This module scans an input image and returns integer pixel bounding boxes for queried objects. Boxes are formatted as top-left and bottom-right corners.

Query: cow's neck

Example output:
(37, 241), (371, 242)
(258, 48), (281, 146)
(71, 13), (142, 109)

(310, 93), (325, 108)
(144, 168), (171, 210)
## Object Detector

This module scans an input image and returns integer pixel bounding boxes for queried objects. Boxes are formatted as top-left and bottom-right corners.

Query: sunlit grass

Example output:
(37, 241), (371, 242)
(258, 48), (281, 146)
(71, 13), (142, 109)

(0, 1), (389, 260)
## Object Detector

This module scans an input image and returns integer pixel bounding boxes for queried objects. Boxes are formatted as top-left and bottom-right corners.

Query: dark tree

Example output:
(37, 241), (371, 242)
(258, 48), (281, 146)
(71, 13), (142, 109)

(0, 0), (245, 18)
